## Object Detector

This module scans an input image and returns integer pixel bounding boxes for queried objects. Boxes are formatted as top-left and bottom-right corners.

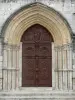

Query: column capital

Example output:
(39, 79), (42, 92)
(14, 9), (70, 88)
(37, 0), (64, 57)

(2, 42), (20, 50)
(54, 43), (73, 51)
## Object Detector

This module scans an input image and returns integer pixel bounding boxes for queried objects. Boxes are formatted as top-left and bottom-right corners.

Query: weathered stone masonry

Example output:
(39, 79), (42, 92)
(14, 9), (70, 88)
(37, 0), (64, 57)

(0, 0), (75, 100)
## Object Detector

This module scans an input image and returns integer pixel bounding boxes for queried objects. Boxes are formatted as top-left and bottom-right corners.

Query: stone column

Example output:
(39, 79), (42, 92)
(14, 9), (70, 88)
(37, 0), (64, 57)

(54, 45), (63, 90)
(11, 45), (20, 90)
(67, 44), (73, 90)
(18, 42), (22, 88)
(12, 47), (16, 90)
(2, 44), (8, 90)
(54, 46), (59, 89)
(7, 45), (12, 90)
(62, 45), (68, 90)
(52, 43), (56, 89)
(15, 46), (20, 89)
(73, 51), (75, 90)
(0, 42), (3, 90)
(58, 46), (63, 90)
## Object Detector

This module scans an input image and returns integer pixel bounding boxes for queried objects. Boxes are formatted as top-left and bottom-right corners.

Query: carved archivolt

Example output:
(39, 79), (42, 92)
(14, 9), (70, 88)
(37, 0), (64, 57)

(1, 3), (72, 45)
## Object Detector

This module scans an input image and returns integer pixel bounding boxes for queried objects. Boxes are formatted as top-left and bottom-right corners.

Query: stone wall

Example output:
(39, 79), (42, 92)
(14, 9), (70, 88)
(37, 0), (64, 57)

(0, 0), (75, 33)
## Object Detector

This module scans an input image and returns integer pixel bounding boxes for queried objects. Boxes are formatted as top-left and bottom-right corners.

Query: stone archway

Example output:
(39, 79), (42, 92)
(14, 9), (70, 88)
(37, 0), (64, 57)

(1, 3), (72, 45)
(1, 2), (73, 91)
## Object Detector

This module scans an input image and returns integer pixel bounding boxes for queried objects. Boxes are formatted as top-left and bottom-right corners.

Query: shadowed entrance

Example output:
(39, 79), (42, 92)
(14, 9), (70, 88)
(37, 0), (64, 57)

(21, 24), (54, 87)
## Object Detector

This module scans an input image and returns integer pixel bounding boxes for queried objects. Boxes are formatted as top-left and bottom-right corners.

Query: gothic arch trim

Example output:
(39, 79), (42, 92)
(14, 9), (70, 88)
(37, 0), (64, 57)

(1, 2), (72, 45)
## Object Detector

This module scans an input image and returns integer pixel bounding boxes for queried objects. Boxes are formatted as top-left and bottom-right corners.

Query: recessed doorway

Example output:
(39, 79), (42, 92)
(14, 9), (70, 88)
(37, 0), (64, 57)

(21, 24), (54, 87)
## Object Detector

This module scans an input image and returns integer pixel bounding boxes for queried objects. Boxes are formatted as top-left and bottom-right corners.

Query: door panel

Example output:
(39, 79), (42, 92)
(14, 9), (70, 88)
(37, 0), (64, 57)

(22, 43), (35, 57)
(21, 24), (53, 87)
(22, 58), (35, 86)
(39, 58), (52, 87)
(39, 43), (51, 57)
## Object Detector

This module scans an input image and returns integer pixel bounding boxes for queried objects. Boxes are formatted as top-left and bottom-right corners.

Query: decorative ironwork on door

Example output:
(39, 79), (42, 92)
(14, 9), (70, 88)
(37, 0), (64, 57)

(21, 24), (54, 87)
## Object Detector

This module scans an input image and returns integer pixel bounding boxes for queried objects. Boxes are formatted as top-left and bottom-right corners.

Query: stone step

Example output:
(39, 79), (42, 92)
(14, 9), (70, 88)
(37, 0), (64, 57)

(0, 90), (75, 100)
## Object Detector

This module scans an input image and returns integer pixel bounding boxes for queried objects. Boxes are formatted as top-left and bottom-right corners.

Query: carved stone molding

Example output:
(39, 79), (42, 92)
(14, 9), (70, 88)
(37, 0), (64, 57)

(54, 43), (73, 51)
(2, 42), (20, 50)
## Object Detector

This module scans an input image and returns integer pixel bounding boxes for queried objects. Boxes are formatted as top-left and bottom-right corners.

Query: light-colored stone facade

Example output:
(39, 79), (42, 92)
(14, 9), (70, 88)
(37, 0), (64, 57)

(0, 0), (75, 100)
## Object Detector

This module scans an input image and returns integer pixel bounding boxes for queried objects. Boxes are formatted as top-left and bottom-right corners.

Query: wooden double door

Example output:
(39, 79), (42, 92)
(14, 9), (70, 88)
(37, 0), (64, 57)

(21, 24), (53, 87)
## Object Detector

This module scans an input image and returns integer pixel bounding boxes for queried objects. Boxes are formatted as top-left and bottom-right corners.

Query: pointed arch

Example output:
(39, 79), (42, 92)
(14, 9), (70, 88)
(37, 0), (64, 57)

(1, 2), (72, 45)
